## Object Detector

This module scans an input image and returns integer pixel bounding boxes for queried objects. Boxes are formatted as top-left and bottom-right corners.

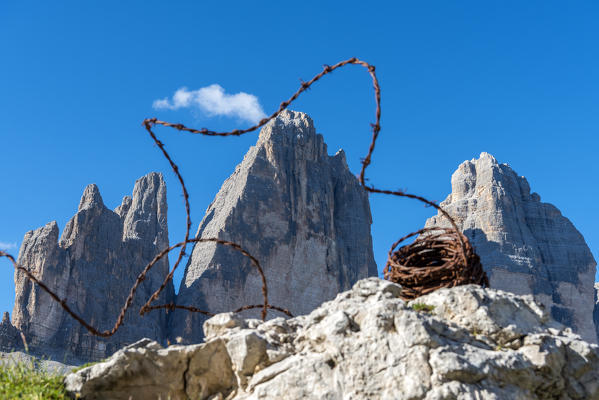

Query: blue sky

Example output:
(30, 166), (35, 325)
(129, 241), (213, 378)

(0, 1), (597, 317)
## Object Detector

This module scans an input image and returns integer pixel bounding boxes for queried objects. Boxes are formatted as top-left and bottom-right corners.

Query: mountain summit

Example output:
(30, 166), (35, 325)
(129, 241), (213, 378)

(168, 110), (377, 342)
(425, 152), (597, 343)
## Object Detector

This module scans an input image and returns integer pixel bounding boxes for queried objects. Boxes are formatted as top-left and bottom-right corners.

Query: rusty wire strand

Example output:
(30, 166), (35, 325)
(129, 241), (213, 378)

(363, 186), (467, 266)
(142, 57), (381, 187)
(0, 236), (271, 337)
(231, 304), (293, 317)
(142, 57), (481, 312)
(140, 120), (192, 316)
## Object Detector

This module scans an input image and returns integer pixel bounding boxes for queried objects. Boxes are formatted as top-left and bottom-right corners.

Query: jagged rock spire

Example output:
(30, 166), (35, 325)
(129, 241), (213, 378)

(425, 152), (598, 343)
(0, 311), (21, 352)
(169, 110), (377, 343)
(9, 172), (174, 362)
(78, 184), (104, 211)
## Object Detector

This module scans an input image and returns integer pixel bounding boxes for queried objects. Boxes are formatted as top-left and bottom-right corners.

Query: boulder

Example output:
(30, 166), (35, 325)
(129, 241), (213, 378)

(0, 350), (74, 376)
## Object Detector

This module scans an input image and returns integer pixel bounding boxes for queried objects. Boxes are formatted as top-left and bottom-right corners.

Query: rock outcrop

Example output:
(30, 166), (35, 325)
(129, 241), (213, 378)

(425, 152), (598, 343)
(66, 278), (599, 400)
(0, 350), (74, 375)
(9, 172), (174, 362)
(0, 312), (21, 352)
(169, 110), (377, 343)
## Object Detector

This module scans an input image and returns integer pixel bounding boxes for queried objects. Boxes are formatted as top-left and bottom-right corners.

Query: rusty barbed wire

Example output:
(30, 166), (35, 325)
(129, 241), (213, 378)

(142, 56), (488, 306)
(2, 56), (488, 343)
(136, 237), (272, 321)
(363, 186), (468, 266)
(0, 235), (283, 337)
(138, 57), (382, 320)
(383, 228), (489, 300)
(142, 57), (381, 187)
(145, 304), (293, 318)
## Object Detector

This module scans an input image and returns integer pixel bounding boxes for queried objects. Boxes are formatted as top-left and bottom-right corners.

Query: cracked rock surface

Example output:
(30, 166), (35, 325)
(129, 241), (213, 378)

(66, 278), (599, 400)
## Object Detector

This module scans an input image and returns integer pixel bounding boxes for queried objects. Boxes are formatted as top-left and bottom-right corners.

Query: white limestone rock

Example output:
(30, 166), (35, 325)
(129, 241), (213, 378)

(66, 278), (599, 400)
(65, 338), (236, 400)
(425, 152), (597, 343)
(169, 110), (377, 343)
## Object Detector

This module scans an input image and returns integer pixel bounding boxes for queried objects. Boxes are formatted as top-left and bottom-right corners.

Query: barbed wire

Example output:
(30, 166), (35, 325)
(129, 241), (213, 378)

(138, 57), (383, 320)
(0, 236), (278, 337)
(141, 57), (380, 187)
(383, 228), (489, 300)
(1, 56), (487, 343)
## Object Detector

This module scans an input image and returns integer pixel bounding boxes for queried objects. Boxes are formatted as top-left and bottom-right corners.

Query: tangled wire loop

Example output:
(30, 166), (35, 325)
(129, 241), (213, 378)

(383, 228), (489, 300)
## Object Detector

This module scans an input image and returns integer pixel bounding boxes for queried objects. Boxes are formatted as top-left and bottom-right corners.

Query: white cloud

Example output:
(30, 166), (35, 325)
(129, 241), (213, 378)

(153, 84), (267, 124)
(0, 241), (17, 251)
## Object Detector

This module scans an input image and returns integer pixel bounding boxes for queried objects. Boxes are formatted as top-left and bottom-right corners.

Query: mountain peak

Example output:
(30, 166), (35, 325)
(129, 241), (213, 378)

(78, 184), (104, 211)
(427, 154), (598, 343)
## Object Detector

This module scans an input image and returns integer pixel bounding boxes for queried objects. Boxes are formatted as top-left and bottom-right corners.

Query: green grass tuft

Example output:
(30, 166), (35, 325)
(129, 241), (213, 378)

(411, 303), (435, 313)
(0, 359), (68, 399)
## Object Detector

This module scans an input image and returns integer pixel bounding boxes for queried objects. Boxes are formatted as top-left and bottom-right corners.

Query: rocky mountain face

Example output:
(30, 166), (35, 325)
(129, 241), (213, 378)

(1, 110), (378, 361)
(0, 312), (21, 352)
(8, 172), (174, 362)
(65, 278), (599, 400)
(425, 152), (598, 343)
(168, 110), (377, 343)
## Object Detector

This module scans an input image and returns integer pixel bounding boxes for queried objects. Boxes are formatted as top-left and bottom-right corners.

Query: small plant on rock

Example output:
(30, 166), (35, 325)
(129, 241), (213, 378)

(411, 303), (435, 313)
